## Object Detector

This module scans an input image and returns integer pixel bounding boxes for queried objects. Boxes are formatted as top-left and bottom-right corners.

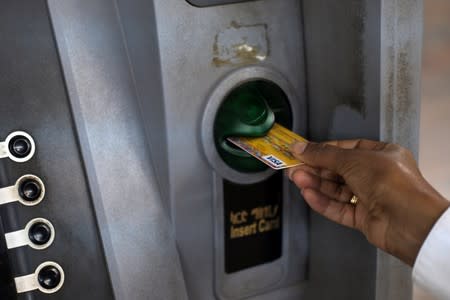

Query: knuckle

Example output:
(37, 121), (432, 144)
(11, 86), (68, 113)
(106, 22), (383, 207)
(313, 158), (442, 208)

(399, 147), (414, 160)
(334, 183), (344, 199)
(374, 141), (389, 151)
(354, 139), (365, 148)
(381, 144), (417, 172)
(392, 144), (409, 155)
(308, 143), (327, 157)
(308, 142), (328, 163)
(319, 177), (327, 192)
(337, 155), (358, 176)
(386, 143), (413, 158)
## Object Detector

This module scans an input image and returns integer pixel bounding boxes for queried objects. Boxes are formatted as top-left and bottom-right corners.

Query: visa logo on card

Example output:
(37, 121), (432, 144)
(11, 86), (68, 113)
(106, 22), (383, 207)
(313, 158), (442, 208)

(227, 123), (308, 170)
(262, 155), (287, 168)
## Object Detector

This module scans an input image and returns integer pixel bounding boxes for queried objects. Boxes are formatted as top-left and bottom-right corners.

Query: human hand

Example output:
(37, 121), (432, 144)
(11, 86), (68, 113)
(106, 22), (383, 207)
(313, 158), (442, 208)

(287, 140), (450, 266)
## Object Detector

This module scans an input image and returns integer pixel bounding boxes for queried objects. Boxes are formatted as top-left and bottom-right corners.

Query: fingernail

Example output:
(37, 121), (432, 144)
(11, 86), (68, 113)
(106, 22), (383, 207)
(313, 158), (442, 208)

(291, 142), (307, 155)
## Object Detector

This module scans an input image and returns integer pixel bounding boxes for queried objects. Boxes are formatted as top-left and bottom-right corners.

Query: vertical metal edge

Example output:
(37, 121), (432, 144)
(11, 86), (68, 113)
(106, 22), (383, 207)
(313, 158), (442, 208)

(109, 1), (190, 299)
(298, 0), (311, 141)
(45, 1), (120, 299)
(380, 0), (422, 155)
(112, 0), (173, 220)
(378, 0), (423, 299)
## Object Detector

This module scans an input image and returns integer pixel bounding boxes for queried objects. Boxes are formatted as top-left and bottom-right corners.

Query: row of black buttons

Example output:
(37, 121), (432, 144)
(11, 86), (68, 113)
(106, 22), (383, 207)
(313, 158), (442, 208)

(1, 131), (63, 293)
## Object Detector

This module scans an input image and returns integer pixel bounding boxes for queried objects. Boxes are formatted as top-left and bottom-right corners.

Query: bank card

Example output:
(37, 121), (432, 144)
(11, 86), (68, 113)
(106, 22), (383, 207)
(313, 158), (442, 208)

(227, 123), (308, 170)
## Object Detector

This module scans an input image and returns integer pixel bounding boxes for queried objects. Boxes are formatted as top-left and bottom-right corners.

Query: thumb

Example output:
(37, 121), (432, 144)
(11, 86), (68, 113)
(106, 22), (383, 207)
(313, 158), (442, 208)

(290, 141), (350, 173)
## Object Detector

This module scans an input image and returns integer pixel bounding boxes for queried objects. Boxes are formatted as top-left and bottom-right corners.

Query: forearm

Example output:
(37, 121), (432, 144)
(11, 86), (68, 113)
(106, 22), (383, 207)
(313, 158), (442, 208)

(387, 188), (450, 266)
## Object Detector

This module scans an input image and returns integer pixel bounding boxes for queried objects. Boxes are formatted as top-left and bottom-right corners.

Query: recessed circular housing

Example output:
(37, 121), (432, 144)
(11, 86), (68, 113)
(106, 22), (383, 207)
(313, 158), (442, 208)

(202, 66), (301, 184)
(26, 218), (55, 250)
(15, 175), (45, 206)
(35, 262), (65, 294)
(5, 131), (35, 163)
(214, 80), (292, 173)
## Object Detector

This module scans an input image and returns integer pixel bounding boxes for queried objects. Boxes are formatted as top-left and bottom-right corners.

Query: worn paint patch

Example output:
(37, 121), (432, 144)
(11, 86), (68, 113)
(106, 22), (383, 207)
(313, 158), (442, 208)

(213, 21), (269, 67)
(329, 105), (366, 139)
(383, 42), (416, 144)
(396, 48), (414, 117)
(302, 1), (369, 141)
(325, 2), (367, 138)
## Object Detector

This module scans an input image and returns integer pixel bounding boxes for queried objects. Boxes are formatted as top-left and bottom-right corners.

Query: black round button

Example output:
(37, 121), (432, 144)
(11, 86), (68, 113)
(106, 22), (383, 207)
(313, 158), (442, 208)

(29, 222), (51, 245)
(38, 266), (61, 290)
(18, 179), (42, 202)
(8, 135), (32, 158)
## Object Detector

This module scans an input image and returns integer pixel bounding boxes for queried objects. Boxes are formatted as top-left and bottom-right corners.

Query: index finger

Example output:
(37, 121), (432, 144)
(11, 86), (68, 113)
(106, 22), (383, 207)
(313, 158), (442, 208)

(325, 139), (387, 151)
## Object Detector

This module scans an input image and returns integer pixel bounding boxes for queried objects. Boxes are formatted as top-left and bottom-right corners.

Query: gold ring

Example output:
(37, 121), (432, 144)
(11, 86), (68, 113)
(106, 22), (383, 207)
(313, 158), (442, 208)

(350, 195), (359, 205)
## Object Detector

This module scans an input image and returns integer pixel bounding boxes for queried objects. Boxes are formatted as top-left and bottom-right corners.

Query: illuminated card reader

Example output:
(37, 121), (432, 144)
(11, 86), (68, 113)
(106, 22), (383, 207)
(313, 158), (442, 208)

(201, 68), (308, 298)
(213, 80), (295, 275)
(214, 80), (292, 172)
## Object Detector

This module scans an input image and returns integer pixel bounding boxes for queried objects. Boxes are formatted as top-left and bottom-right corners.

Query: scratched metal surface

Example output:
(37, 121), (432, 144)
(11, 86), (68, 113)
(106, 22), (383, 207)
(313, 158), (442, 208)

(149, 0), (309, 299)
(10, 0), (421, 299)
(47, 1), (189, 299)
(379, 0), (422, 299)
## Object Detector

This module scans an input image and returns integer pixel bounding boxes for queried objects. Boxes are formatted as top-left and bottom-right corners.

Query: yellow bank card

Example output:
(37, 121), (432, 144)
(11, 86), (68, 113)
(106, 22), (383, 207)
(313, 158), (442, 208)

(227, 123), (308, 170)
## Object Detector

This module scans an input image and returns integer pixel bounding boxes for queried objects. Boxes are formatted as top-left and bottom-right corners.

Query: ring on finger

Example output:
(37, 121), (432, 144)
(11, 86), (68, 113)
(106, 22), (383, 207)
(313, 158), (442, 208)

(350, 195), (359, 205)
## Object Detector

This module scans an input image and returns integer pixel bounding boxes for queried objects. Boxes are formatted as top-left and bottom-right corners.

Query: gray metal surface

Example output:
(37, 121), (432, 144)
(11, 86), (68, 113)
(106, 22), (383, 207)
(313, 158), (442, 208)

(0, 2), (115, 299)
(302, 0), (380, 298)
(303, 0), (422, 299)
(377, 0), (423, 299)
(47, 1), (189, 299)
(0, 0), (421, 299)
(148, 0), (309, 299)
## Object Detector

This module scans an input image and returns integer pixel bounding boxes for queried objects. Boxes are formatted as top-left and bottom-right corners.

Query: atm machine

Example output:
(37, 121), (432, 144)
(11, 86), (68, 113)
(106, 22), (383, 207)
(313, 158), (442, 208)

(0, 0), (422, 299)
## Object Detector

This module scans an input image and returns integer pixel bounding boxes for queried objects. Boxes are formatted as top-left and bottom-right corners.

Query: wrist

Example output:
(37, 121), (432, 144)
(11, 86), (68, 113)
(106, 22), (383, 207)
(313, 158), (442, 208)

(393, 193), (450, 266)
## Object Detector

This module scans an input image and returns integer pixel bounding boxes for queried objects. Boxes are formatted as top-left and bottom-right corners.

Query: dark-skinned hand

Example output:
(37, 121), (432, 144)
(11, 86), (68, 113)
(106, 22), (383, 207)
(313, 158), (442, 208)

(287, 140), (450, 266)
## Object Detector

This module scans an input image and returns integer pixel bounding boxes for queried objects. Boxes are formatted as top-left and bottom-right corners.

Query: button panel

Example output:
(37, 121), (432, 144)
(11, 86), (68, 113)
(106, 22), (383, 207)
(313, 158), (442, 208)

(0, 2), (113, 298)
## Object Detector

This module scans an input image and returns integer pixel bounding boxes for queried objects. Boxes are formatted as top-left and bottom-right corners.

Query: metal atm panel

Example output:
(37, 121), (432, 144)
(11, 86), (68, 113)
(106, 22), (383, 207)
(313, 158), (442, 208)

(118, 0), (309, 298)
(0, 0), (421, 299)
